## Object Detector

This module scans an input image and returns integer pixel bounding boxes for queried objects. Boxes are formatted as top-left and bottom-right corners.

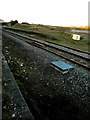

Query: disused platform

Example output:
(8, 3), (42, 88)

(3, 57), (34, 120)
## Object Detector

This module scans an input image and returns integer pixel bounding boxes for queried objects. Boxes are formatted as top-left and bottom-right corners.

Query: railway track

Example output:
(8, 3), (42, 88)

(3, 29), (90, 70)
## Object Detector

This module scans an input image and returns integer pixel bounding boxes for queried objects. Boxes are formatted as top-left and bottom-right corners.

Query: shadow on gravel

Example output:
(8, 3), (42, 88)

(2, 34), (90, 120)
(26, 94), (89, 120)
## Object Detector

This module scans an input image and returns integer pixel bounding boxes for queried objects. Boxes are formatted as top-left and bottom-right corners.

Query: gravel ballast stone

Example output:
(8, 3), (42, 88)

(2, 31), (90, 120)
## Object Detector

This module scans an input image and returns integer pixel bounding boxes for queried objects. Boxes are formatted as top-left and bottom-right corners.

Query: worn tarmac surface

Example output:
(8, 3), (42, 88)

(2, 31), (90, 120)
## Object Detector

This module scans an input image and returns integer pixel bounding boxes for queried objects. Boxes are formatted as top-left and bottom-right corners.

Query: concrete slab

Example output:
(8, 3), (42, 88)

(51, 61), (74, 73)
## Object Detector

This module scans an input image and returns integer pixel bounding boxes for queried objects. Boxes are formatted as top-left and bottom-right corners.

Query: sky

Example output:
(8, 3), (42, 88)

(0, 0), (89, 26)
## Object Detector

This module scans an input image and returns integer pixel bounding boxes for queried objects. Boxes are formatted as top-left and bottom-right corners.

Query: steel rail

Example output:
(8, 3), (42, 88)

(3, 29), (90, 70)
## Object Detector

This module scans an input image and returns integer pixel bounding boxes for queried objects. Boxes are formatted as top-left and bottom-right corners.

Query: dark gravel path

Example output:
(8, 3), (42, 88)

(2, 32), (90, 120)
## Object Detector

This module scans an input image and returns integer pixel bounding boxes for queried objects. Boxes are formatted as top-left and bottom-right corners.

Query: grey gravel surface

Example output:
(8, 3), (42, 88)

(3, 31), (90, 103)
(2, 31), (90, 120)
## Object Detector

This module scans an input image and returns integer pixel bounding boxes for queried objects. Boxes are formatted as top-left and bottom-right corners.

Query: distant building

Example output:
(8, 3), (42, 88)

(0, 19), (4, 22)
(0, 19), (11, 26)
(0, 22), (9, 26)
